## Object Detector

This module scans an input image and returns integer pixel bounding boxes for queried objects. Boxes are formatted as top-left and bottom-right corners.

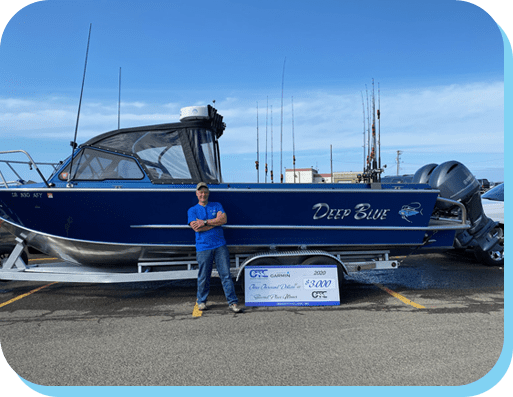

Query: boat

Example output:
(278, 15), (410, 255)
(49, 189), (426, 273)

(0, 105), (504, 282)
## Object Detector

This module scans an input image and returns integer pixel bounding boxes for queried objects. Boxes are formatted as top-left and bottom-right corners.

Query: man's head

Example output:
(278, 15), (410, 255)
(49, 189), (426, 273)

(196, 182), (209, 205)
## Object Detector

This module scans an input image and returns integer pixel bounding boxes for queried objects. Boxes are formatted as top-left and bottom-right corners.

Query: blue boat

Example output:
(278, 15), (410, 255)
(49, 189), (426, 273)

(0, 106), (503, 280)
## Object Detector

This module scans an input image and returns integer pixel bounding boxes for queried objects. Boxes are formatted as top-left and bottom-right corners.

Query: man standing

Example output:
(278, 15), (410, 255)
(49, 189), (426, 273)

(188, 182), (241, 313)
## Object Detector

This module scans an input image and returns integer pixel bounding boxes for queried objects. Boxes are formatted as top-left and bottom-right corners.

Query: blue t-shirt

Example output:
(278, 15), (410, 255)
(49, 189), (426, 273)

(187, 202), (227, 252)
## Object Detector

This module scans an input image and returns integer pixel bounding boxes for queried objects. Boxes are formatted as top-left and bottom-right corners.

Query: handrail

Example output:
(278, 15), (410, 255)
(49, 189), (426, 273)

(436, 196), (467, 225)
(0, 150), (52, 188)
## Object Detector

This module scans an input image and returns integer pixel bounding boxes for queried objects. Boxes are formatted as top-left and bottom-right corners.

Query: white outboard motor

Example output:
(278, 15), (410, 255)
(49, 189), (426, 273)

(427, 161), (499, 253)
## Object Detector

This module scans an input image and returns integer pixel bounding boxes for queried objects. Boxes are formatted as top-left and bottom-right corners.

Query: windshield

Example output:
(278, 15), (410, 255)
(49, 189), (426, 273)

(59, 148), (144, 181)
(482, 183), (504, 201)
(84, 125), (222, 183)
(92, 129), (193, 181)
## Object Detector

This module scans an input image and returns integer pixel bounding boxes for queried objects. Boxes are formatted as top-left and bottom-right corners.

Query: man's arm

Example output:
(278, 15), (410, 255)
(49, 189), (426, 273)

(189, 211), (226, 232)
(207, 211), (227, 227)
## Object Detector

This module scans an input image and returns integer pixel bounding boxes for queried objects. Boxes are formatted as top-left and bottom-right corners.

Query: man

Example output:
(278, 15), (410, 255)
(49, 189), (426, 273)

(188, 182), (241, 313)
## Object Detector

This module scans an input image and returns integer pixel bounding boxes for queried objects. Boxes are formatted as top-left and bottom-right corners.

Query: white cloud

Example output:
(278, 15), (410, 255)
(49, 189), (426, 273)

(0, 81), (504, 181)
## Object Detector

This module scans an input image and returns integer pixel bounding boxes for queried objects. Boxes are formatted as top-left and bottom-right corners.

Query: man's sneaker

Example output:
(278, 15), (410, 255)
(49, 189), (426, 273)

(229, 303), (242, 313)
(198, 302), (207, 311)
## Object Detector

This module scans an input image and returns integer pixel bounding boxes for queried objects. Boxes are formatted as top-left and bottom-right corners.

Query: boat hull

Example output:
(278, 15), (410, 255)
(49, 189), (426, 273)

(0, 184), (448, 266)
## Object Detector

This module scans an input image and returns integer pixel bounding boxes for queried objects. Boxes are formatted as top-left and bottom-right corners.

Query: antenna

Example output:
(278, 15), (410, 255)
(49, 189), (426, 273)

(118, 67), (121, 129)
(271, 105), (274, 183)
(67, 23), (92, 187)
(280, 57), (286, 183)
(330, 144), (333, 183)
(291, 96), (296, 183)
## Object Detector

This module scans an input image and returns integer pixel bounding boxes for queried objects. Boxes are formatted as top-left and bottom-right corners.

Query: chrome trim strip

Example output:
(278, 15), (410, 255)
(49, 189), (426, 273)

(131, 223), (469, 231)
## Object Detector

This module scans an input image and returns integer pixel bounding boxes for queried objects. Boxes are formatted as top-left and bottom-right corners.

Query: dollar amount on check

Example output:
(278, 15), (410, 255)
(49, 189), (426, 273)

(303, 278), (337, 289)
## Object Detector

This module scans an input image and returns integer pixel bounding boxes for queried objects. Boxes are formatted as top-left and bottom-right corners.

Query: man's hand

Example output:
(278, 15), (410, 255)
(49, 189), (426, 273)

(189, 212), (227, 232)
(190, 218), (208, 232)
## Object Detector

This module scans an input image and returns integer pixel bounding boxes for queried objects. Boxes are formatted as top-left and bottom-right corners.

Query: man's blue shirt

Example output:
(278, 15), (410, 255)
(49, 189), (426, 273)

(187, 202), (227, 252)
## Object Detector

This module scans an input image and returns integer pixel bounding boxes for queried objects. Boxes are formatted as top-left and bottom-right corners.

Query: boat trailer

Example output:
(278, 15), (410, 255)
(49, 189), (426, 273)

(0, 236), (398, 284)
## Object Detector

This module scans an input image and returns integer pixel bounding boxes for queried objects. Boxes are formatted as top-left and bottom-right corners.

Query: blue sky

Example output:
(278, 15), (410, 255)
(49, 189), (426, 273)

(0, 0), (506, 184)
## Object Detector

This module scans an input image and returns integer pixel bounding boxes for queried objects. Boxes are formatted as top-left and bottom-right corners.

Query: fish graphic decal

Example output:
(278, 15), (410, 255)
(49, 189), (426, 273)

(399, 202), (423, 223)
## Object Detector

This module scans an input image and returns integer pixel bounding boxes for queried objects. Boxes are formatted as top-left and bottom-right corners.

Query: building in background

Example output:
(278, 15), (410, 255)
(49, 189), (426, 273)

(285, 168), (360, 183)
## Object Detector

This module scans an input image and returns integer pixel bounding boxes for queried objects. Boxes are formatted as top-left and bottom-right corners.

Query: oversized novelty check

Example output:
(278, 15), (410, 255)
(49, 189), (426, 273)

(244, 265), (340, 306)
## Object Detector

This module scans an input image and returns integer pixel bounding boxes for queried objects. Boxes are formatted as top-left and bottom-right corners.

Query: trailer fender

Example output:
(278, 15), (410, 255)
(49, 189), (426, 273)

(235, 250), (348, 282)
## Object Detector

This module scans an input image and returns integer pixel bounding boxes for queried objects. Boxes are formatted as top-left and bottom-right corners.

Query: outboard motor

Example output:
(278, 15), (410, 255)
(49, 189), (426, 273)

(428, 161), (500, 253)
(412, 163), (438, 184)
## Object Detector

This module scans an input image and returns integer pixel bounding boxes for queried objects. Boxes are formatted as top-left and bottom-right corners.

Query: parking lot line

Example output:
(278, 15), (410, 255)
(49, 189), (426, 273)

(28, 258), (58, 262)
(0, 282), (58, 309)
(374, 283), (426, 309)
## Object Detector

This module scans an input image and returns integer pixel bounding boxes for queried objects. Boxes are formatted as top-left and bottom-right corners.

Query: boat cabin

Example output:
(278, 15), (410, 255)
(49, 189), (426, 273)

(54, 105), (225, 186)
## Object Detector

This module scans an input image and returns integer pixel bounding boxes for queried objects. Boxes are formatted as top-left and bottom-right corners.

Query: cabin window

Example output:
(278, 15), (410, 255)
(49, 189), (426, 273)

(189, 129), (221, 181)
(59, 148), (144, 181)
(133, 131), (192, 180)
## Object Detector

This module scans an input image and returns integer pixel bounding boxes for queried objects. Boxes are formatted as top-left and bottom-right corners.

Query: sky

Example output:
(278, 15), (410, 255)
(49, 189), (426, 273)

(0, 0), (507, 185)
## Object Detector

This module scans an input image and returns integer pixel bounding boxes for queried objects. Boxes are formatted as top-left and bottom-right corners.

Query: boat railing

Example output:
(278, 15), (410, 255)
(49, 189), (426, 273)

(434, 196), (468, 225)
(0, 150), (59, 188)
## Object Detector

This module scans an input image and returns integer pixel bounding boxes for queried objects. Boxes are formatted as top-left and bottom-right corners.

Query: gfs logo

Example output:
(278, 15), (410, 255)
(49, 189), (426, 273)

(312, 291), (328, 299)
(249, 269), (268, 278)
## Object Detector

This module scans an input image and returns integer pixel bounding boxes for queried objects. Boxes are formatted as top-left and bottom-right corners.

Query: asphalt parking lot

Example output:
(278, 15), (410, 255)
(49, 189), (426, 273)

(0, 251), (505, 389)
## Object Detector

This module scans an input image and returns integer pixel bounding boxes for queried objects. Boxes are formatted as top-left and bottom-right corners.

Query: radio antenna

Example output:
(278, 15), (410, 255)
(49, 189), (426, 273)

(67, 23), (92, 187)
(118, 67), (122, 129)
(291, 96), (296, 183)
(280, 57), (286, 183)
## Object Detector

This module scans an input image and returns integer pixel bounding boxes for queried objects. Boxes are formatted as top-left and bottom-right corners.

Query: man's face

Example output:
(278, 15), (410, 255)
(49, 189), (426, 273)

(196, 187), (209, 204)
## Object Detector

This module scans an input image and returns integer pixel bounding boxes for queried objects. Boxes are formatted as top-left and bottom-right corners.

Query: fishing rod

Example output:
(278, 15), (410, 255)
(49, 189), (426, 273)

(67, 23), (92, 188)
(372, 79), (377, 174)
(378, 82), (381, 172)
(361, 91), (366, 172)
(365, 84), (370, 172)
(270, 105), (274, 183)
(265, 97), (268, 183)
(256, 101), (259, 183)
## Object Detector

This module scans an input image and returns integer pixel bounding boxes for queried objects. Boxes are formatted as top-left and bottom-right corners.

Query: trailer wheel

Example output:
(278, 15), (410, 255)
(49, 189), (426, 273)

(301, 256), (345, 288)
(474, 228), (504, 267)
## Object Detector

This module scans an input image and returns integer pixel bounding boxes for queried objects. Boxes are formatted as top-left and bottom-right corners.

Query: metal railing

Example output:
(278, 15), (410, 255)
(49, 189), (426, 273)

(0, 150), (60, 188)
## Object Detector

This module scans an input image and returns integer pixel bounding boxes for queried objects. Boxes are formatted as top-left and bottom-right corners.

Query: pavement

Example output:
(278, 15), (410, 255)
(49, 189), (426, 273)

(0, 251), (505, 388)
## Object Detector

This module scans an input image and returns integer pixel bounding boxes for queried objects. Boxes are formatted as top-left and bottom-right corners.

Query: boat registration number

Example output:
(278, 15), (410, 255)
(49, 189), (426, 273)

(11, 192), (44, 198)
